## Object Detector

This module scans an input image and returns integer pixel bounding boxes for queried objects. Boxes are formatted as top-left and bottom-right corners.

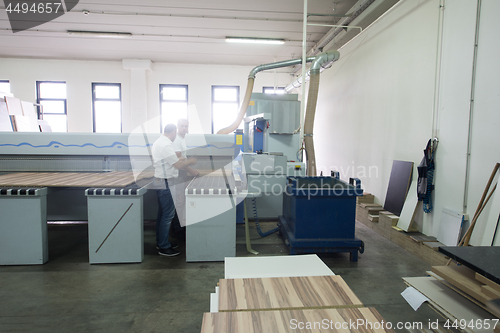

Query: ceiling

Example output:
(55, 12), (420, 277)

(0, 0), (398, 70)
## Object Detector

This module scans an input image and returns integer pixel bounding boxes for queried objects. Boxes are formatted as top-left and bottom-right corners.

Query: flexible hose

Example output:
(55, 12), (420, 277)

(217, 78), (255, 134)
(252, 197), (279, 237)
(304, 71), (320, 176)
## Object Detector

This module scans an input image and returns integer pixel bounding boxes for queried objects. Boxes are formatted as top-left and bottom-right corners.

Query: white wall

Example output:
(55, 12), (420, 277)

(311, 0), (500, 245)
(0, 58), (291, 133)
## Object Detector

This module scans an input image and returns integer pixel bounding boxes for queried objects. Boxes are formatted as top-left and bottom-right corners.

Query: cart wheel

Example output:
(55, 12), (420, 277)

(359, 242), (365, 254)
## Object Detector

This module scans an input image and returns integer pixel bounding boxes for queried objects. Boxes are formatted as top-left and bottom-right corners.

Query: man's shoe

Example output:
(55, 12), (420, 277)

(158, 247), (180, 257)
(156, 243), (179, 250)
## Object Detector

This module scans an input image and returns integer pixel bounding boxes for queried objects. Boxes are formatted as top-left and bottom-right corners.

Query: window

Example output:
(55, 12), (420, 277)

(263, 86), (285, 95)
(212, 85), (240, 134)
(0, 80), (10, 97)
(36, 81), (67, 132)
(92, 83), (122, 133)
(160, 84), (188, 131)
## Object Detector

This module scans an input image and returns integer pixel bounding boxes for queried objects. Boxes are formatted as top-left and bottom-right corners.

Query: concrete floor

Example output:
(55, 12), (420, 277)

(0, 220), (441, 333)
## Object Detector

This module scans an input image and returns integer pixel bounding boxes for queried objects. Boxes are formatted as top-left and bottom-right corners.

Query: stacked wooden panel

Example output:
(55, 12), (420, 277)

(218, 275), (363, 312)
(431, 265), (500, 314)
(0, 171), (152, 188)
(202, 275), (395, 333)
(201, 307), (392, 333)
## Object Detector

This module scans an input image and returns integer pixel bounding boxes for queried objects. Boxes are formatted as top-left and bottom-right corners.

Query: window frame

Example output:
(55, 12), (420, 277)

(211, 85), (240, 134)
(0, 80), (10, 96)
(263, 86), (286, 94)
(36, 80), (67, 132)
(159, 84), (189, 132)
(92, 82), (122, 133)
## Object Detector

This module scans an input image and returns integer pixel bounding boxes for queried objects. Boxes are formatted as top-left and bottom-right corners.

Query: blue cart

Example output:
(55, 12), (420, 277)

(278, 175), (364, 261)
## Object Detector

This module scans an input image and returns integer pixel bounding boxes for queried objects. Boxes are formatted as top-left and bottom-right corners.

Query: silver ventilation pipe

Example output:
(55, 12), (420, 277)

(216, 56), (316, 134)
(307, 0), (375, 58)
(284, 52), (340, 93)
(302, 50), (340, 176)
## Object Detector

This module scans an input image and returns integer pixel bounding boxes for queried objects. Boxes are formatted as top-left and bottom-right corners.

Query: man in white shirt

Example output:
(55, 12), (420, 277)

(172, 119), (199, 233)
(152, 123), (197, 256)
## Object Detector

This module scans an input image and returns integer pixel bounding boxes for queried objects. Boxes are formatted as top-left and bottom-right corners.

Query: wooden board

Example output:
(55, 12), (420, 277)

(481, 285), (500, 299)
(201, 307), (394, 333)
(38, 119), (52, 132)
(357, 193), (374, 204)
(0, 171), (151, 188)
(368, 214), (379, 222)
(218, 275), (363, 312)
(437, 209), (464, 246)
(367, 207), (385, 215)
(383, 160), (413, 216)
(0, 100), (13, 132)
(423, 241), (444, 251)
(224, 255), (334, 279)
(4, 96), (23, 115)
(403, 276), (496, 333)
(427, 271), (493, 314)
(9, 115), (39, 132)
(431, 265), (492, 305)
(476, 273), (500, 293)
(410, 235), (437, 243)
(21, 101), (36, 118)
(396, 180), (419, 232)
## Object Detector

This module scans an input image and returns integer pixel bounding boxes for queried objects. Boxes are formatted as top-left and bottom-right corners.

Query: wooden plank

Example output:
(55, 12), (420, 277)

(410, 235), (437, 243)
(475, 273), (500, 293)
(403, 276), (496, 332)
(21, 101), (36, 117)
(4, 96), (23, 115)
(218, 275), (363, 312)
(359, 203), (382, 209)
(357, 193), (374, 204)
(396, 180), (419, 232)
(383, 160), (413, 216)
(423, 241), (444, 251)
(0, 171), (151, 188)
(224, 255), (334, 279)
(431, 266), (492, 305)
(368, 214), (379, 223)
(481, 285), (500, 299)
(427, 271), (494, 314)
(201, 307), (394, 333)
(367, 207), (385, 215)
(0, 100), (13, 132)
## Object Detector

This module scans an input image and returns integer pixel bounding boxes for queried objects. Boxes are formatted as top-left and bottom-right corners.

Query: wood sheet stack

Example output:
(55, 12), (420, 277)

(355, 194), (448, 266)
(202, 275), (395, 333)
(0, 171), (152, 188)
(2, 96), (40, 132)
(431, 265), (500, 314)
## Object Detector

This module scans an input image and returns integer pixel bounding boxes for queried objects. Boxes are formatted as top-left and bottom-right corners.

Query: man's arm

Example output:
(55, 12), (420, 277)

(173, 157), (197, 170)
(185, 166), (199, 177)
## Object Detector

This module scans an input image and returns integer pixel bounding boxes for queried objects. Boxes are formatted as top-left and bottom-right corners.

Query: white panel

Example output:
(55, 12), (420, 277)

(224, 255), (334, 279)
(314, 0), (440, 234)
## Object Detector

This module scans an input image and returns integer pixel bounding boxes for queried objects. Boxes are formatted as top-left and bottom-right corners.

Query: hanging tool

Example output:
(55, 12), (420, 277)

(417, 138), (438, 213)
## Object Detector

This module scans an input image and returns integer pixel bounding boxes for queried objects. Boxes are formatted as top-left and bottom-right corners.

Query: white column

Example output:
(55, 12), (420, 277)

(123, 59), (151, 132)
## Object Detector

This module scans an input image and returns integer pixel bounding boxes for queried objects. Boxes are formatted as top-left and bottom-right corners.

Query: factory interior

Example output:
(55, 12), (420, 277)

(1, 0), (500, 332)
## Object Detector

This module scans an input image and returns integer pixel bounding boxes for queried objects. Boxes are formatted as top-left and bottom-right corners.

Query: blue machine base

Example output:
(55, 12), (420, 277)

(278, 216), (364, 262)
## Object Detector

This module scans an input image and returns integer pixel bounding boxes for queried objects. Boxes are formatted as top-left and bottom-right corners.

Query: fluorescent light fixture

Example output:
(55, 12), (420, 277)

(225, 37), (285, 45)
(67, 30), (132, 38)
